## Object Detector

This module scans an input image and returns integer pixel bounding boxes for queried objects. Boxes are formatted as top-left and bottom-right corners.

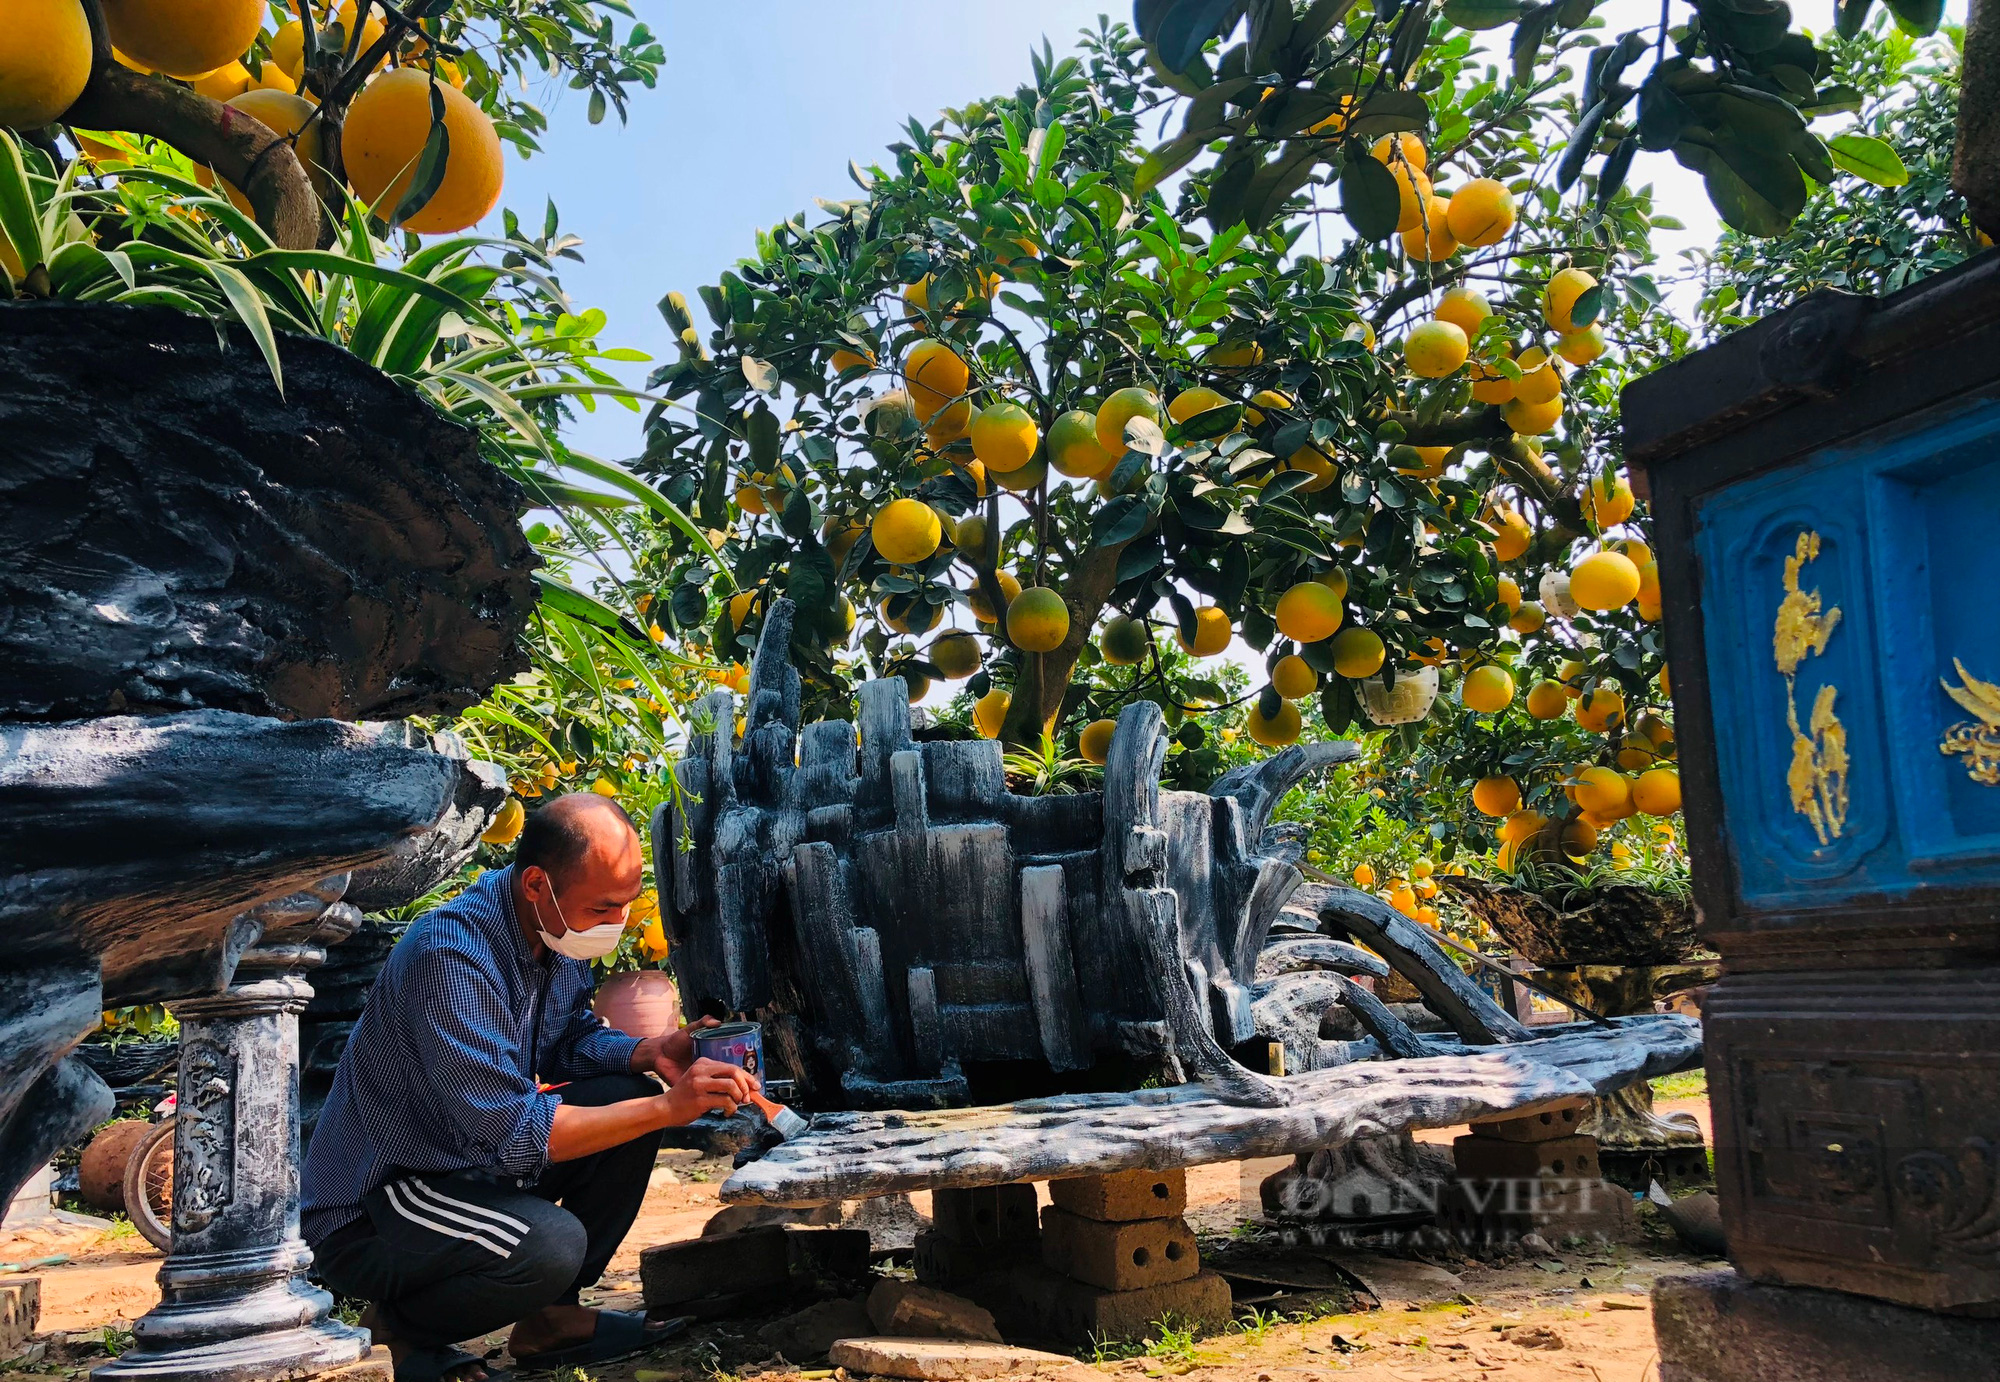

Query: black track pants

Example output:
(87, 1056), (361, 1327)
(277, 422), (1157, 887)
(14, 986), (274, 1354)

(311, 1074), (665, 1349)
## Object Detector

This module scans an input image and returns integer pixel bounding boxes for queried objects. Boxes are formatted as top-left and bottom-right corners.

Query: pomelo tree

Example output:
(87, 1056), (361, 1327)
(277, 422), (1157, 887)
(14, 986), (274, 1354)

(630, 19), (1683, 753)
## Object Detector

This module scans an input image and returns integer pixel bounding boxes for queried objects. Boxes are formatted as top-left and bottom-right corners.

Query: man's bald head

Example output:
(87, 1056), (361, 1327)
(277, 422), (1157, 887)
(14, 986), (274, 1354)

(516, 793), (640, 886)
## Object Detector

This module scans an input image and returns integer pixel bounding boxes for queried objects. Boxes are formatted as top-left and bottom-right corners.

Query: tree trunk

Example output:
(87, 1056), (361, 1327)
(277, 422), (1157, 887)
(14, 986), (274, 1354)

(1956, 0), (2000, 237)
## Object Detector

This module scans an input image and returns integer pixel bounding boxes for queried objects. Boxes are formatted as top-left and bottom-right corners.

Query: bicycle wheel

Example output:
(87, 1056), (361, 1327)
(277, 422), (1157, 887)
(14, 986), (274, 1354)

(122, 1116), (175, 1252)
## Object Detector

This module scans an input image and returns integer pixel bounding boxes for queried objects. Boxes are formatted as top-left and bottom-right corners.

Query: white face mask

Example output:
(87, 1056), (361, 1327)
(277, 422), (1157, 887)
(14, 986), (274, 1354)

(527, 875), (627, 961)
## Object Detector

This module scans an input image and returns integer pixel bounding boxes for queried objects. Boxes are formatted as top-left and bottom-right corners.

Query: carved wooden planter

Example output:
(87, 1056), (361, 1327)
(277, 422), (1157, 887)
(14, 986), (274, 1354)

(1439, 875), (1700, 967)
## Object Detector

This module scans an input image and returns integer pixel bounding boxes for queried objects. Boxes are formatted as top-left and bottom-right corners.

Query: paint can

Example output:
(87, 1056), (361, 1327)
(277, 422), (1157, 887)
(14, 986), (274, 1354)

(692, 1021), (764, 1080)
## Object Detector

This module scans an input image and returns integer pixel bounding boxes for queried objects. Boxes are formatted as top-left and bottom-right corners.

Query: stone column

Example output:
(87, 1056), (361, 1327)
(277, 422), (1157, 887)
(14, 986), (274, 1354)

(98, 886), (370, 1382)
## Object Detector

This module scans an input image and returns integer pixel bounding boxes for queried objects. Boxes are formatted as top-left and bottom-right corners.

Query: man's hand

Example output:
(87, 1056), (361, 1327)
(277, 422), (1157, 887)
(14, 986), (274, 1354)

(659, 1057), (758, 1125)
(630, 1016), (719, 1084)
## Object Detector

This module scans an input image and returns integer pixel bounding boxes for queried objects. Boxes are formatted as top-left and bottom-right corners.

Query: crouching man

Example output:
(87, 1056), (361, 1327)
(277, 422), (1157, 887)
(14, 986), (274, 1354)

(302, 793), (752, 1381)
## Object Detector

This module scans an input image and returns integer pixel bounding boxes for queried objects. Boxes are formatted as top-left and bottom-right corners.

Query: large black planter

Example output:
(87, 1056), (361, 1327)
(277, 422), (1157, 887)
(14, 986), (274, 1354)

(1631, 253), (2000, 1372)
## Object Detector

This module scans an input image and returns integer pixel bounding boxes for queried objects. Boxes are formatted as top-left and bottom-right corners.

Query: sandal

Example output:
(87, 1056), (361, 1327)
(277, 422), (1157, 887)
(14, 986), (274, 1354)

(394, 1344), (510, 1382)
(511, 1310), (688, 1372)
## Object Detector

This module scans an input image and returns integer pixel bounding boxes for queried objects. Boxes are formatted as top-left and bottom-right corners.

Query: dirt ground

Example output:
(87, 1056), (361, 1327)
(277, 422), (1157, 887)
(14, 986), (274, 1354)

(4, 1098), (1717, 1382)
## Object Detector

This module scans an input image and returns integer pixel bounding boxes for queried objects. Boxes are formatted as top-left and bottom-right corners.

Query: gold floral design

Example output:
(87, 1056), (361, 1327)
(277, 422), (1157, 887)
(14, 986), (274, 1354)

(1941, 659), (2000, 787)
(1774, 532), (1848, 844)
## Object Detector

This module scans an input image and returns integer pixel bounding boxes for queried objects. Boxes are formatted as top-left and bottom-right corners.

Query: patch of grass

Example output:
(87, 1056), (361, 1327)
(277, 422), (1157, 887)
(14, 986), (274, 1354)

(1651, 1068), (1708, 1100)
(1086, 1335), (1150, 1365)
(1145, 1314), (1201, 1364)
(1229, 1306), (1282, 1343)
(101, 1326), (135, 1357)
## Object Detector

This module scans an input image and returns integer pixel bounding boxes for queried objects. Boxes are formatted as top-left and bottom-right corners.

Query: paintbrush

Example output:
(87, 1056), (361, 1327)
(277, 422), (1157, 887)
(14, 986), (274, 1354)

(746, 1087), (808, 1138)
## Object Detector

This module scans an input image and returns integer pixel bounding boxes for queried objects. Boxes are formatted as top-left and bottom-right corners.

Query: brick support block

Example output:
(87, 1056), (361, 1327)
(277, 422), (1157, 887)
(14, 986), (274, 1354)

(972, 1263), (1232, 1346)
(1046, 1166), (1187, 1222)
(0, 1278), (39, 1357)
(1040, 1206), (1198, 1292)
(1437, 1175), (1637, 1248)
(1452, 1132), (1602, 1181)
(1466, 1099), (1588, 1143)
(931, 1183), (1041, 1246)
(915, 1229), (1038, 1287)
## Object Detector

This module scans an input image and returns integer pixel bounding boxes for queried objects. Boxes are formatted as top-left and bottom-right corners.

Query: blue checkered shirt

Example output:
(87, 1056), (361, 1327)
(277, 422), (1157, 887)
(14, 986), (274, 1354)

(300, 864), (641, 1247)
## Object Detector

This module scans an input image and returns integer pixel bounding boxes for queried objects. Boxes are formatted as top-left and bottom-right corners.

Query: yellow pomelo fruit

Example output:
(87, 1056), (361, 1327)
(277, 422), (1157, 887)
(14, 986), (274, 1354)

(1576, 684), (1627, 733)
(1660, 664), (1671, 699)
(878, 596), (941, 636)
(103, 0), (263, 79)
(1525, 679), (1569, 720)
(904, 338), (970, 421)
(1512, 347), (1563, 405)
(970, 400), (1038, 474)
(1559, 816), (1600, 856)
(1272, 655), (1318, 700)
(1317, 568), (1350, 600)
(1616, 537), (1654, 567)
(1353, 863), (1376, 887)
(1245, 388), (1293, 425)
(1078, 718), (1117, 765)
(973, 688), (1010, 739)
(1490, 506), (1532, 561)
(1390, 163), (1432, 231)
(830, 346), (874, 374)
(480, 796), (525, 845)
(931, 632), (981, 680)
(326, 1), (389, 71)
(1247, 698), (1302, 747)
(1167, 386), (1231, 424)
(197, 90), (324, 213)
(1101, 614), (1150, 665)
(191, 61), (252, 102)
(1280, 445), (1336, 492)
(1392, 444), (1450, 478)
(873, 498), (943, 565)
(728, 589), (761, 629)
(2, 0), (93, 130)
(1372, 132), (1426, 170)
(1498, 809), (1547, 845)
(1462, 664), (1516, 713)
(1178, 605), (1233, 657)
(1207, 339), (1265, 368)
(1544, 266), (1598, 334)
(1558, 658), (1587, 693)
(1636, 559), (1661, 607)
(1434, 286), (1491, 337)
(1404, 319), (1468, 378)
(1496, 576), (1522, 614)
(1556, 324), (1605, 366)
(1570, 550), (1641, 610)
(344, 69), (504, 234)
(1402, 196), (1458, 261)
(1275, 580), (1344, 643)
(1048, 408), (1116, 480)
(969, 570), (1021, 624)
(1473, 775), (1521, 818)
(1633, 767), (1682, 816)
(1095, 386), (1162, 454)
(952, 514), (987, 555)
(824, 517), (866, 567)
(270, 20), (307, 79)
(1587, 472), (1636, 526)
(1470, 354), (1515, 405)
(1445, 177), (1516, 247)
(1411, 857), (1435, 879)
(994, 450), (1046, 493)
(1007, 586), (1070, 653)
(925, 398), (974, 448)
(1574, 766), (1633, 818)
(1329, 627), (1386, 678)
(1501, 394), (1563, 435)
(1388, 882), (1419, 915)
(1616, 733), (1659, 771)
(1510, 601), (1547, 634)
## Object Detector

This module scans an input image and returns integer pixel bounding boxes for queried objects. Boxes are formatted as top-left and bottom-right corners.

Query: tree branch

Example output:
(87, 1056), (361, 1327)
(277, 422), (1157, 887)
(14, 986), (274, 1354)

(64, 66), (321, 251)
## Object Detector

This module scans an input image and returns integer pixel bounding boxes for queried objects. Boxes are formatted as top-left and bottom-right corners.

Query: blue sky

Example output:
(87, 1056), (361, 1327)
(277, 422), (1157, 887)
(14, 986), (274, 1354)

(503, 1), (1133, 463)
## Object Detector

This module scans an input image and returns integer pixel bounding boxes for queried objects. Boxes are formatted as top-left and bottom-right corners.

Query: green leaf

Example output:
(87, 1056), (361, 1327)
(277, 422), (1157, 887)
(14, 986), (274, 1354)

(1828, 132), (1910, 187)
(1153, 0), (1242, 72)
(1881, 0), (1942, 33)
(390, 82), (453, 228)
(1339, 149), (1402, 241)
(207, 261), (285, 396)
(0, 132), (45, 274)
(534, 571), (632, 635)
(1444, 0), (1524, 30)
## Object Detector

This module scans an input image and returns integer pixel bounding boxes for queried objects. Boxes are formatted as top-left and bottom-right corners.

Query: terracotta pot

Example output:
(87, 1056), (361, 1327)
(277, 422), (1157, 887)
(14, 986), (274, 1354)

(593, 969), (682, 1038)
(1356, 665), (1439, 725)
(77, 1119), (154, 1212)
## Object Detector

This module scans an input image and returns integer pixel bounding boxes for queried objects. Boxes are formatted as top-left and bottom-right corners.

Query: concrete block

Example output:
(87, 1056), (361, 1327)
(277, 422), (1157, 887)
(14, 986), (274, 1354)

(640, 1226), (870, 1309)
(1452, 1132), (1602, 1180)
(1436, 1175), (1637, 1248)
(1466, 1099), (1587, 1143)
(1039, 1206), (1197, 1292)
(757, 1297), (874, 1361)
(829, 1337), (1079, 1379)
(1046, 1166), (1187, 1222)
(1653, 1270), (2000, 1382)
(866, 1279), (1003, 1342)
(0, 1278), (40, 1357)
(930, 1184), (1040, 1246)
(972, 1262), (1232, 1346)
(915, 1229), (1037, 1287)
